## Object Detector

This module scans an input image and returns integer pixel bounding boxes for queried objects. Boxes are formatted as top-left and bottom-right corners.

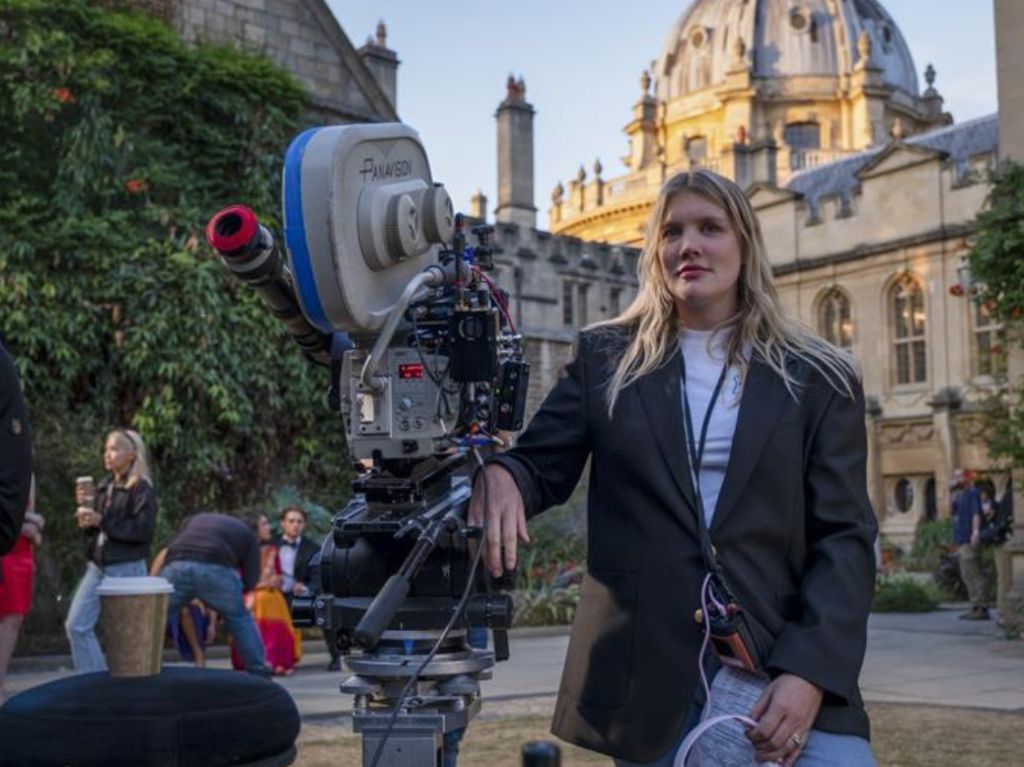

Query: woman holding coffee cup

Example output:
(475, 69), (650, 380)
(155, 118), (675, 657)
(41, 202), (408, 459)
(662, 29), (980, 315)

(65, 429), (157, 672)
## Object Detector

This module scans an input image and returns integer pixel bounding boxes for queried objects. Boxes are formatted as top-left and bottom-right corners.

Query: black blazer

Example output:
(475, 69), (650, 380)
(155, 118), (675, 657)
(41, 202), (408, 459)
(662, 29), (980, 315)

(273, 534), (319, 587)
(86, 477), (157, 566)
(492, 327), (877, 763)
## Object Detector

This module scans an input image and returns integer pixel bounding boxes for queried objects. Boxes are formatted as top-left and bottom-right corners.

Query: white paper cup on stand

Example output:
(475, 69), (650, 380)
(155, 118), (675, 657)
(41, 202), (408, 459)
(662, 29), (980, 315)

(97, 576), (174, 677)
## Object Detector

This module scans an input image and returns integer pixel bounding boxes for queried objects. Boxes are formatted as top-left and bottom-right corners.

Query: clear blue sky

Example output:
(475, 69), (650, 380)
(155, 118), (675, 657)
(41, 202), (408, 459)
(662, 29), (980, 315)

(326, 1), (997, 220)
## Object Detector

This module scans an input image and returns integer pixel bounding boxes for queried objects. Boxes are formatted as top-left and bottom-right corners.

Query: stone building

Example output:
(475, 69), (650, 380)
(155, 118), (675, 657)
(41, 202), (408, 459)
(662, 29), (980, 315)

(475, 76), (641, 415)
(523, 0), (1008, 546)
(119, 0), (399, 123)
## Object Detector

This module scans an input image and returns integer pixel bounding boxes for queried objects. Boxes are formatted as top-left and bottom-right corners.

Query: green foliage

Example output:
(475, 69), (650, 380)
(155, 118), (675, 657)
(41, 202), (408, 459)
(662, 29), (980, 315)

(904, 518), (955, 573)
(511, 482), (587, 626)
(970, 160), (1024, 467)
(513, 583), (580, 627)
(873, 574), (941, 613)
(0, 0), (352, 641)
(970, 161), (1024, 329)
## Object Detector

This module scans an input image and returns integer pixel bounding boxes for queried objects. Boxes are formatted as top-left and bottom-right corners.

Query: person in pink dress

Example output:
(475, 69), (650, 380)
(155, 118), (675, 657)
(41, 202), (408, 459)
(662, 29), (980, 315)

(231, 513), (298, 676)
(0, 477), (43, 703)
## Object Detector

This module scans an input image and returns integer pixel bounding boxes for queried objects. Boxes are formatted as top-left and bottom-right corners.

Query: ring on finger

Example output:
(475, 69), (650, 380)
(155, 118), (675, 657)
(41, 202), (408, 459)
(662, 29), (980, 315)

(789, 732), (805, 748)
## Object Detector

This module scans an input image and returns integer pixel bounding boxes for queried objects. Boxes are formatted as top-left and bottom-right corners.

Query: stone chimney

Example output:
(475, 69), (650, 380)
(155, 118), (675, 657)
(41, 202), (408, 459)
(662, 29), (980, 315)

(470, 189), (488, 222)
(495, 75), (536, 229)
(358, 20), (400, 111)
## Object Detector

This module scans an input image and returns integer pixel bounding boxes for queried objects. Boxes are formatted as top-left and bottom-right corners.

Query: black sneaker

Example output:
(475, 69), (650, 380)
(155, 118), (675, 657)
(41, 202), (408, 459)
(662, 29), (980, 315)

(326, 657), (341, 672)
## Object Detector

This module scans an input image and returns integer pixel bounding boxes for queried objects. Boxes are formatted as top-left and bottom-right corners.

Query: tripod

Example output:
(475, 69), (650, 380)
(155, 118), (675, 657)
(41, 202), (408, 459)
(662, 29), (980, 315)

(342, 633), (495, 766)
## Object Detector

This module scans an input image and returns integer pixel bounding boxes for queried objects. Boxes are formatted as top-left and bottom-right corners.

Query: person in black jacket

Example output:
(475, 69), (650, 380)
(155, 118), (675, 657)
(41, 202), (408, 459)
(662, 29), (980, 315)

(273, 505), (342, 671)
(469, 170), (877, 767)
(65, 429), (157, 672)
(0, 342), (32, 556)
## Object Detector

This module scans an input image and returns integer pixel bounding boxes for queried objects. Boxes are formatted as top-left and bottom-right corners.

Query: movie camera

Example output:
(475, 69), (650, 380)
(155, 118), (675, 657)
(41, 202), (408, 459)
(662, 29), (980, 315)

(206, 123), (529, 767)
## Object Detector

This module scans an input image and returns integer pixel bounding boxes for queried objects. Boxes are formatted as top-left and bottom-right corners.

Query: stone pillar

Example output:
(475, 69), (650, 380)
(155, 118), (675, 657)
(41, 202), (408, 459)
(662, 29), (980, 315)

(625, 70), (659, 172)
(495, 75), (536, 229)
(865, 396), (885, 535)
(930, 387), (962, 517)
(849, 31), (889, 149)
(358, 21), (400, 111)
(996, 0), (1024, 638)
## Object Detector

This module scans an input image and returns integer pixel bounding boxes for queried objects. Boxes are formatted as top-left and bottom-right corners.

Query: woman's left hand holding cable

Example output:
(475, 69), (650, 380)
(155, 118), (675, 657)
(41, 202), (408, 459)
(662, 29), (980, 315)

(745, 672), (823, 766)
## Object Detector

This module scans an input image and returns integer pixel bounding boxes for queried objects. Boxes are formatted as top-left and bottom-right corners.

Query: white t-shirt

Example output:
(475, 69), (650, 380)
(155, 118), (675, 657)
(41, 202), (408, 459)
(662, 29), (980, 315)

(678, 328), (744, 527)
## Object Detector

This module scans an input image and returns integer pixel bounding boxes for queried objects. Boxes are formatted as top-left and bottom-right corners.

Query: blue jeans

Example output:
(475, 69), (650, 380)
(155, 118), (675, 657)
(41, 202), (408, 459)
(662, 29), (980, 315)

(65, 559), (147, 673)
(441, 627), (489, 767)
(161, 560), (269, 675)
(613, 702), (876, 767)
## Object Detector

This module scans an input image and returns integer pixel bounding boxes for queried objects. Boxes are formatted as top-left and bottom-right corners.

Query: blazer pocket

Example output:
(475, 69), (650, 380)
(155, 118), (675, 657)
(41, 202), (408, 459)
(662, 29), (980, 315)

(562, 570), (636, 708)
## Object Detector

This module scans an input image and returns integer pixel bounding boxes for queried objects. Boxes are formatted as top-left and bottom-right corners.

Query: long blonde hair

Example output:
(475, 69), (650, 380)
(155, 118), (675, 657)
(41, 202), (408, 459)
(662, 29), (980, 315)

(593, 170), (856, 415)
(107, 428), (152, 488)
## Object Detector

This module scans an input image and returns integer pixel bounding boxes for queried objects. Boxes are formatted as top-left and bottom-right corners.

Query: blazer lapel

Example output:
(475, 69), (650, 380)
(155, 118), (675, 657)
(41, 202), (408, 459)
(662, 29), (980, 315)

(635, 348), (699, 525)
(710, 356), (789, 534)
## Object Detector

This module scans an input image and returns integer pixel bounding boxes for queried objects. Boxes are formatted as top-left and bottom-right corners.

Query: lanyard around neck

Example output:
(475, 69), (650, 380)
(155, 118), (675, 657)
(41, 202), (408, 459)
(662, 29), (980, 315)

(680, 353), (729, 503)
(680, 352), (729, 580)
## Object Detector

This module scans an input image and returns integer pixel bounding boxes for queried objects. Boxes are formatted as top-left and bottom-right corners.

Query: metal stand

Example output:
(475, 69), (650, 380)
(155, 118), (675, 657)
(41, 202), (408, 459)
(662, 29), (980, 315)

(342, 637), (495, 767)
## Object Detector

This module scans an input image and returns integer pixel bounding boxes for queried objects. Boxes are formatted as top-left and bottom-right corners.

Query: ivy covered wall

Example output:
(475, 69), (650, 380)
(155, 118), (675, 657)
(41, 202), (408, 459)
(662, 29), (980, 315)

(0, 0), (352, 642)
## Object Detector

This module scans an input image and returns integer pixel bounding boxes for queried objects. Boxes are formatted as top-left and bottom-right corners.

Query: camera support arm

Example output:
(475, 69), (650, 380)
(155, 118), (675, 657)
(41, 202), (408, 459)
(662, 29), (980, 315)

(353, 505), (463, 649)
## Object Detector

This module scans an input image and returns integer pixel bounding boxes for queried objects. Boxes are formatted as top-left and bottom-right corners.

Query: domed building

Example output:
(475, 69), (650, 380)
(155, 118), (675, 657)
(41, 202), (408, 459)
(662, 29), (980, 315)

(489, 0), (1006, 549)
(550, 0), (951, 245)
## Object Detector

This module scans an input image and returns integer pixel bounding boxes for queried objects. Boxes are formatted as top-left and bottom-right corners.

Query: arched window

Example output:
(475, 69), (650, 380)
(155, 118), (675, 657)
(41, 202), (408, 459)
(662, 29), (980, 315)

(784, 122), (821, 150)
(786, 122), (821, 170)
(973, 299), (1007, 378)
(890, 276), (927, 385)
(817, 288), (853, 351)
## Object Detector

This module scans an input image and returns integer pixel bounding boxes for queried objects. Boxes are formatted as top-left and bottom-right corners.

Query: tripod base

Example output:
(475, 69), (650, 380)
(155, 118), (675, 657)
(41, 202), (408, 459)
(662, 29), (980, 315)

(356, 699), (481, 767)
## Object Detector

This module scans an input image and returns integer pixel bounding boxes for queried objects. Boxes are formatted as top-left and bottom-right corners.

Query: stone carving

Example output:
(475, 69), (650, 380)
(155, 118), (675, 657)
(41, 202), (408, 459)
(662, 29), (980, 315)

(857, 30), (872, 62)
(640, 69), (652, 95)
(731, 35), (747, 67)
(505, 74), (527, 103)
(879, 421), (935, 446)
(552, 181), (564, 205)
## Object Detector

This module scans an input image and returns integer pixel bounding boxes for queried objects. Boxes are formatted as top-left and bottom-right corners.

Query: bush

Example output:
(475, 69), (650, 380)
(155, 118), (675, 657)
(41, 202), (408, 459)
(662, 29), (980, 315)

(873, 574), (941, 613)
(513, 583), (580, 627)
(510, 478), (586, 626)
(905, 518), (955, 572)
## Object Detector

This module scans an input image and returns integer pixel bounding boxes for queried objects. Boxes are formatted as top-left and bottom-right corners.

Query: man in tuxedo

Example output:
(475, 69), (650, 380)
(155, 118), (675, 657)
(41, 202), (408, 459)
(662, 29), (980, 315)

(274, 506), (341, 670)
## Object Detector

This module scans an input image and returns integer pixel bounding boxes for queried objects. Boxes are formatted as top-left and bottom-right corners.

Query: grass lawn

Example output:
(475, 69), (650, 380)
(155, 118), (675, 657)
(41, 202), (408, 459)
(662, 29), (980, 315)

(295, 701), (1024, 766)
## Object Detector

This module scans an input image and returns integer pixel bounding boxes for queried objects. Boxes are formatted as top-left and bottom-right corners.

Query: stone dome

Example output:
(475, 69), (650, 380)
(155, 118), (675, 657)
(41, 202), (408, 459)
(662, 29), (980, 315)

(655, 0), (919, 100)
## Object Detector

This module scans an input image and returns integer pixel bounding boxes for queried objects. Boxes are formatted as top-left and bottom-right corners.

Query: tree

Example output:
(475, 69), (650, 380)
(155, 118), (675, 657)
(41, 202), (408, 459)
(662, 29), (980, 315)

(0, 0), (351, 640)
(969, 160), (1024, 467)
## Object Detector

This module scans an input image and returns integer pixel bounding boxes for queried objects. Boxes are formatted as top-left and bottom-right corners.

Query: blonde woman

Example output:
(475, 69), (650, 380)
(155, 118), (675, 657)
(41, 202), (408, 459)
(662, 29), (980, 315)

(469, 171), (877, 766)
(65, 429), (157, 672)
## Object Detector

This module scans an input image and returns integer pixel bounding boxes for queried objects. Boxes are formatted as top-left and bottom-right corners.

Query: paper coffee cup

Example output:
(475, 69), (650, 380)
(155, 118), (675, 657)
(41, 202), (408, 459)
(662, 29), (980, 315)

(97, 576), (174, 677)
(75, 476), (96, 505)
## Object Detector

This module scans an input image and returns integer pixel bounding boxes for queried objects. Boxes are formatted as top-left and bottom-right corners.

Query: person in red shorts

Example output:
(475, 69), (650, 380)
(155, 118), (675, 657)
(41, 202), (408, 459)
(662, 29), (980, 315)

(0, 476), (43, 703)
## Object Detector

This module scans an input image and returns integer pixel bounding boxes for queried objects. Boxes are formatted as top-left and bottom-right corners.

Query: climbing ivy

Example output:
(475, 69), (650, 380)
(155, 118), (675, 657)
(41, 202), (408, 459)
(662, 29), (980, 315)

(970, 160), (1024, 468)
(0, 0), (352, 630)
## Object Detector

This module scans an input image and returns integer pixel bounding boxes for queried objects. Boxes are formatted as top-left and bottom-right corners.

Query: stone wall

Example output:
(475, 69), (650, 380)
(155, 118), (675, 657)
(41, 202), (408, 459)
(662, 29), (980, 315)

(121, 0), (397, 124)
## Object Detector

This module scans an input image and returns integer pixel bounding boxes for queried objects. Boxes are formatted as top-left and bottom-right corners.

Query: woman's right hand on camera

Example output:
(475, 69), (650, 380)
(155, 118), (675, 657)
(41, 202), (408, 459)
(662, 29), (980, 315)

(467, 463), (530, 579)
